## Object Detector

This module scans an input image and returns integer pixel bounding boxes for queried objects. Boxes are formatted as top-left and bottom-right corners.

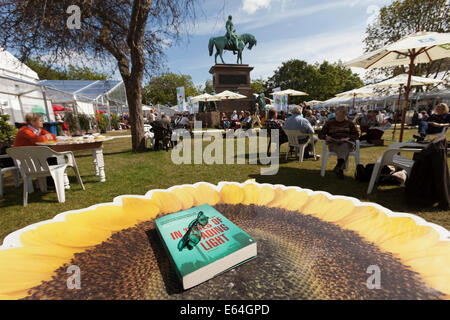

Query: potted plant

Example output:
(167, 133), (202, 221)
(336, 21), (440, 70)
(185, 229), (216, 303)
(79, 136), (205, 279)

(0, 114), (17, 167)
(96, 112), (108, 133)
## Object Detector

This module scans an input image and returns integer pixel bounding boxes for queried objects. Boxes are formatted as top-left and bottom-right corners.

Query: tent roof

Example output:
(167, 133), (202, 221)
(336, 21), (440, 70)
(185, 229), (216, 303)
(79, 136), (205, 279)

(39, 80), (122, 101)
(0, 48), (39, 82)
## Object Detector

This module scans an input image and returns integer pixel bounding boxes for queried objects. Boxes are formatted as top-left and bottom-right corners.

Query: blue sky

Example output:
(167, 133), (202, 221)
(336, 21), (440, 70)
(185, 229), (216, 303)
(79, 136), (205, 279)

(165, 0), (393, 87)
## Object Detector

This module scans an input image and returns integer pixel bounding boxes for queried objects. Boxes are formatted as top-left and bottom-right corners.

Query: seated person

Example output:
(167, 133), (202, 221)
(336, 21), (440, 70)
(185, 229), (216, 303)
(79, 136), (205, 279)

(305, 109), (318, 127)
(357, 110), (379, 133)
(241, 111), (252, 130)
(230, 110), (240, 129)
(179, 112), (191, 130)
(263, 108), (288, 146)
(14, 113), (56, 146)
(238, 111), (246, 122)
(358, 110), (388, 145)
(221, 112), (230, 129)
(283, 105), (318, 159)
(316, 110), (328, 127)
(414, 103), (450, 141)
(151, 115), (172, 151)
(230, 110), (239, 121)
(319, 106), (359, 179)
(14, 113), (58, 187)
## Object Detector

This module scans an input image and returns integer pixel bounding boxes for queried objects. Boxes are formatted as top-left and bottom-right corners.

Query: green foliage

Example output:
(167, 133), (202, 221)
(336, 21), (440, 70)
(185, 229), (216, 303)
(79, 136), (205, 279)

(78, 114), (91, 133)
(0, 114), (17, 144)
(26, 58), (108, 80)
(250, 78), (266, 94)
(266, 59), (364, 103)
(64, 111), (79, 133)
(142, 72), (200, 105)
(364, 0), (449, 81)
(110, 114), (121, 130)
(96, 113), (108, 132)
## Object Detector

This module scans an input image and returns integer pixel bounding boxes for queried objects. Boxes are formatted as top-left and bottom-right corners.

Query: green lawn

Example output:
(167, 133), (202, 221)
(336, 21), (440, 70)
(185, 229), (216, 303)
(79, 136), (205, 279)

(1, 128), (449, 243)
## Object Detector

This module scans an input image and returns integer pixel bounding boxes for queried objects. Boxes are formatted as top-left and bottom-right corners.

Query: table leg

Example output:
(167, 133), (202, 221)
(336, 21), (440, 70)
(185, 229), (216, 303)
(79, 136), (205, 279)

(92, 149), (99, 176)
(93, 148), (106, 182)
(56, 155), (70, 190)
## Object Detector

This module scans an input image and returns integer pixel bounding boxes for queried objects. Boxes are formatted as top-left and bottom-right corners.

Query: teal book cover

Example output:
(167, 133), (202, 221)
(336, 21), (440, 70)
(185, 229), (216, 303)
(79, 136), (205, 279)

(155, 203), (257, 289)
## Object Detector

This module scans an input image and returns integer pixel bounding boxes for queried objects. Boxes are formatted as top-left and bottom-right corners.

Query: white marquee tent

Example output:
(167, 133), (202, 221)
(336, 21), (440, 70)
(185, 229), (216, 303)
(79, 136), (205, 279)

(0, 48), (55, 123)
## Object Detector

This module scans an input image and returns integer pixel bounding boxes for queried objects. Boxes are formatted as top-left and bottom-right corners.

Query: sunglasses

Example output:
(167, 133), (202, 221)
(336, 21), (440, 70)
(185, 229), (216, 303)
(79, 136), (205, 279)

(177, 211), (209, 251)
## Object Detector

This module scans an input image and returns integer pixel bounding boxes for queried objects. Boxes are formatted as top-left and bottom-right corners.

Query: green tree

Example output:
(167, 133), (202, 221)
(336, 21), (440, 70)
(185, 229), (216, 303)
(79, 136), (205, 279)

(364, 0), (449, 82)
(266, 59), (363, 104)
(26, 58), (108, 80)
(143, 72), (200, 105)
(250, 78), (266, 94)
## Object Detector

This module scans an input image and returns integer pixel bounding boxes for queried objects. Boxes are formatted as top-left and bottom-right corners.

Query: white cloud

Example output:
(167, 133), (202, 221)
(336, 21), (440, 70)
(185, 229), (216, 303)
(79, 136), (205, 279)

(242, 0), (271, 14)
(245, 25), (368, 80)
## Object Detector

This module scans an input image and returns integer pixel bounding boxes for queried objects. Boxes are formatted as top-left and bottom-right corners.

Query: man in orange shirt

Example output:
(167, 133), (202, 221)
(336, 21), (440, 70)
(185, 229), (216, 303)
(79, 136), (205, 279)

(14, 113), (56, 147)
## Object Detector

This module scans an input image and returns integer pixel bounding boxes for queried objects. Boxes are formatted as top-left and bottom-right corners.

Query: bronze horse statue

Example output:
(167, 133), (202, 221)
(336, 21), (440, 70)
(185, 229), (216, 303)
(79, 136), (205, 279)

(208, 33), (257, 64)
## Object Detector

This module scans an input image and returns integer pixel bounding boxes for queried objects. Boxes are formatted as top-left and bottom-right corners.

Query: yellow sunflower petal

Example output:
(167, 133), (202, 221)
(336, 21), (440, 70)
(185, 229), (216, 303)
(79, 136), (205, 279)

(169, 187), (195, 210)
(64, 205), (137, 231)
(220, 184), (244, 204)
(121, 197), (160, 222)
(242, 184), (259, 205)
(0, 247), (69, 299)
(191, 184), (220, 206)
(20, 221), (112, 250)
(255, 185), (276, 206)
(151, 191), (182, 214)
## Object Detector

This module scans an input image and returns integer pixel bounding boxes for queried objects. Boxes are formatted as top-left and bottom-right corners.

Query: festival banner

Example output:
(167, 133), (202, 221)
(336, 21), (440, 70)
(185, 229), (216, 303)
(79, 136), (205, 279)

(281, 95), (288, 113)
(272, 87), (281, 111)
(176, 87), (185, 112)
(187, 96), (195, 115)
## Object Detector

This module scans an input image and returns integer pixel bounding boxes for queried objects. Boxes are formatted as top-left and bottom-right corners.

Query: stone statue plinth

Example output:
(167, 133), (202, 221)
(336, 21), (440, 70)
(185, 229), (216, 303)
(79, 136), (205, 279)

(209, 64), (254, 113)
(196, 111), (220, 129)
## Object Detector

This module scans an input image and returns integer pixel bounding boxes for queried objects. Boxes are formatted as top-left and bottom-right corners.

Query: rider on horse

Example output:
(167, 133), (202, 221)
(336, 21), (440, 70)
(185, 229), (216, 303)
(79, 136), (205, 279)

(225, 15), (239, 54)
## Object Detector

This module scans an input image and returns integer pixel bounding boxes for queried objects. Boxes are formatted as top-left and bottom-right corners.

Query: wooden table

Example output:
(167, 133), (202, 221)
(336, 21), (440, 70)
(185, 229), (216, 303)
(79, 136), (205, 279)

(37, 138), (113, 187)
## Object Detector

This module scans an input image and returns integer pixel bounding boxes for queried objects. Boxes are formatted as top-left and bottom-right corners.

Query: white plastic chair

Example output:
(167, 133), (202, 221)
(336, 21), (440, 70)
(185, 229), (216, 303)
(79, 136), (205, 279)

(320, 140), (360, 177)
(283, 130), (316, 162)
(0, 154), (20, 197)
(366, 142), (424, 194)
(144, 124), (155, 148)
(6, 146), (85, 206)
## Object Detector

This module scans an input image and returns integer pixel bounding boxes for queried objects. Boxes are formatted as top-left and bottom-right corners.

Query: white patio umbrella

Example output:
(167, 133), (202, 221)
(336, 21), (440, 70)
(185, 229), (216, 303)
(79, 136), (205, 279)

(306, 100), (323, 105)
(336, 87), (375, 109)
(213, 90), (247, 111)
(214, 90), (247, 99)
(368, 74), (443, 140)
(191, 93), (222, 102)
(346, 31), (450, 141)
(269, 89), (308, 96)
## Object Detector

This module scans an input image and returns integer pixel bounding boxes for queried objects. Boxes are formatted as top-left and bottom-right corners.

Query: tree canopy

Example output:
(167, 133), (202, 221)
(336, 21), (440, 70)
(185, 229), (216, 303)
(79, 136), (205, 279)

(26, 58), (108, 80)
(364, 0), (449, 82)
(265, 59), (364, 103)
(143, 72), (200, 105)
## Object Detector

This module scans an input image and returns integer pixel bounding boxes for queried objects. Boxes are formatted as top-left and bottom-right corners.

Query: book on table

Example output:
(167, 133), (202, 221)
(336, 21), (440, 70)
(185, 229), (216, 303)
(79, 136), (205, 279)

(155, 203), (257, 290)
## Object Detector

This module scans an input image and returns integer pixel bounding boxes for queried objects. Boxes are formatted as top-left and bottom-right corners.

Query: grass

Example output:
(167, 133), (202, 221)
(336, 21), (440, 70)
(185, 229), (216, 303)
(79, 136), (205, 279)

(1, 128), (449, 243)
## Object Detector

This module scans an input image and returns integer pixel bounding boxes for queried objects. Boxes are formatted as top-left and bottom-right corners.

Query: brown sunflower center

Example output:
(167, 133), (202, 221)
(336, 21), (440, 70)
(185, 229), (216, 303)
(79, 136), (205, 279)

(24, 204), (445, 300)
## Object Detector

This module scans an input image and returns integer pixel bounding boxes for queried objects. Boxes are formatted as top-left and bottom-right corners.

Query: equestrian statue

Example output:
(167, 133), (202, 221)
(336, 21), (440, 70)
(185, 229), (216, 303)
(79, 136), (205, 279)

(208, 15), (257, 64)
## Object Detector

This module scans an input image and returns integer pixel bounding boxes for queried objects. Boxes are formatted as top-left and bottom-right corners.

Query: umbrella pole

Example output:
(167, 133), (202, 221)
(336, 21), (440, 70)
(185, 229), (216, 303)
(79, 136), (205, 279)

(399, 56), (415, 143)
(392, 85), (403, 140)
(352, 94), (355, 109)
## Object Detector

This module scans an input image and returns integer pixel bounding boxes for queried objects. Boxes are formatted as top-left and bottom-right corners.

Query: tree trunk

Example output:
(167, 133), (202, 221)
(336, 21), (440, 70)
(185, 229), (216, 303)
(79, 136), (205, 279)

(124, 76), (146, 152)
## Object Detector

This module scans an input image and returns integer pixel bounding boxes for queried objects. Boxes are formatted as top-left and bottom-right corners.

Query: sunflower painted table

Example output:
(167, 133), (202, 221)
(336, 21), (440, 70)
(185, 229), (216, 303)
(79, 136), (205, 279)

(37, 137), (113, 184)
(0, 182), (449, 300)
